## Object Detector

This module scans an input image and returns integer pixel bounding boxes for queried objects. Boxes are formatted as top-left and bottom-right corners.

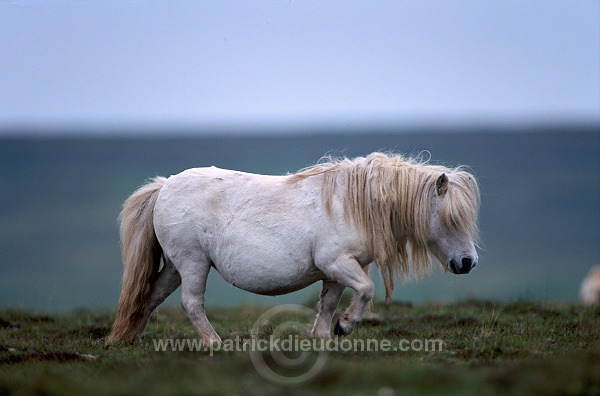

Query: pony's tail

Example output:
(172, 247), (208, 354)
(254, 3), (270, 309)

(107, 177), (167, 344)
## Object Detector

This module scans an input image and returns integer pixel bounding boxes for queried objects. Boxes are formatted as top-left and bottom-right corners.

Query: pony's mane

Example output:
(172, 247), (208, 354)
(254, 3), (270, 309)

(288, 152), (480, 301)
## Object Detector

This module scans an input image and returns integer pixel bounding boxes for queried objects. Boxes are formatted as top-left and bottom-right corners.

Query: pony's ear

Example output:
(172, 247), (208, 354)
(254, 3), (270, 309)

(436, 173), (448, 196)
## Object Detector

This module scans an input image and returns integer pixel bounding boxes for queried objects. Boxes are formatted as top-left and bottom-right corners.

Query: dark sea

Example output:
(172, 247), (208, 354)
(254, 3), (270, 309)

(1, 125), (598, 311)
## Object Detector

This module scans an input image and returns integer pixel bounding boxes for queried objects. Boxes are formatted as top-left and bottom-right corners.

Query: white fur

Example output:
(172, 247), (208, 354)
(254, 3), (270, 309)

(108, 153), (480, 345)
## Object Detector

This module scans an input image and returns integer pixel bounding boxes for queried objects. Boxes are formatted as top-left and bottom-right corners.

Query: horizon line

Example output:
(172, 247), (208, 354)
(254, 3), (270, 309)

(0, 117), (598, 138)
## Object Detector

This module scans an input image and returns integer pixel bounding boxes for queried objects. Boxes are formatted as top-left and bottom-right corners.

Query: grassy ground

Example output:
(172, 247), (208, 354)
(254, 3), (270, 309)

(1, 299), (599, 396)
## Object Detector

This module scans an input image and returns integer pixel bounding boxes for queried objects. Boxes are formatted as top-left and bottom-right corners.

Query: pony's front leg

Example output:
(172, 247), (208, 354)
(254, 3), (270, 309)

(311, 280), (345, 338)
(317, 254), (374, 337)
(178, 259), (222, 347)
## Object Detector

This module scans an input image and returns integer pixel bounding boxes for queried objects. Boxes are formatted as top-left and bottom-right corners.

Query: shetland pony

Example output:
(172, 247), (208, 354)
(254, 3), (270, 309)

(580, 266), (600, 305)
(107, 153), (480, 345)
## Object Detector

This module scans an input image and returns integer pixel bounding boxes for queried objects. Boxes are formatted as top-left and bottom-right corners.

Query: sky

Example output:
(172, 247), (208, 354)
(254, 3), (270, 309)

(0, 0), (599, 134)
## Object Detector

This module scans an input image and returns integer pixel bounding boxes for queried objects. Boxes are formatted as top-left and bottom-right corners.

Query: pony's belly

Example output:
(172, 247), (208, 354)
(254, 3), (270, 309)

(213, 261), (325, 296)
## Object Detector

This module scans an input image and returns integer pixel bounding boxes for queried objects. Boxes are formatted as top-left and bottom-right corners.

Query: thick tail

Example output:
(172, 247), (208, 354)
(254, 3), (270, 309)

(107, 177), (167, 344)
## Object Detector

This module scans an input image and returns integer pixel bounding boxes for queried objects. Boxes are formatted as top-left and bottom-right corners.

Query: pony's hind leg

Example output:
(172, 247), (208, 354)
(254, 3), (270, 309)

(176, 256), (222, 346)
(311, 280), (345, 338)
(316, 254), (374, 337)
(138, 259), (182, 336)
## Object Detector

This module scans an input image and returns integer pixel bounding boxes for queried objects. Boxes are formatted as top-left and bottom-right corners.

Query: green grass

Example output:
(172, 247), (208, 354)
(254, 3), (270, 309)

(1, 300), (599, 395)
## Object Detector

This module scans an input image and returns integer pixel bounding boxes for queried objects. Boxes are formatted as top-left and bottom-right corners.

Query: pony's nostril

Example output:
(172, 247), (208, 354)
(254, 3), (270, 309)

(461, 257), (472, 269)
(449, 257), (474, 274)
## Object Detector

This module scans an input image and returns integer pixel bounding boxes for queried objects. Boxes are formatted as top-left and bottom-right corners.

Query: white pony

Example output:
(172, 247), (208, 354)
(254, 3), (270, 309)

(580, 266), (600, 306)
(108, 152), (480, 345)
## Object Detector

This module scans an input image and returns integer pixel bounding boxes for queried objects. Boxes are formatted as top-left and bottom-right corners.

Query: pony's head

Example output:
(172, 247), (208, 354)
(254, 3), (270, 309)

(427, 172), (480, 275)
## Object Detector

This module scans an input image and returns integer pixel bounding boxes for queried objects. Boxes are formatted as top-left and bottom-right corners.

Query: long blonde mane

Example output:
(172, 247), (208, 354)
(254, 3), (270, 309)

(289, 152), (480, 302)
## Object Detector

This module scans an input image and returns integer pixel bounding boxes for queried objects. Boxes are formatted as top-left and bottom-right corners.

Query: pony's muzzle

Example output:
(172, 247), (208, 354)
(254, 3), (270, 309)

(448, 256), (477, 274)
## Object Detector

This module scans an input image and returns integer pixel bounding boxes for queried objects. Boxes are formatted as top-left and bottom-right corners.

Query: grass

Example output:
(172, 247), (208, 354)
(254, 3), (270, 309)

(1, 299), (599, 395)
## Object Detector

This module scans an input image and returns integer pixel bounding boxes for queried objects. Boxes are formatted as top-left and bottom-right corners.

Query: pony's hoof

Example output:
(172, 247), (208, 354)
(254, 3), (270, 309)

(333, 320), (349, 337)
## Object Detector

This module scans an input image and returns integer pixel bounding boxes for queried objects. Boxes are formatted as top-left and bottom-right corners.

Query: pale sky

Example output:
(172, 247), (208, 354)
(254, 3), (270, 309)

(1, 0), (599, 134)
